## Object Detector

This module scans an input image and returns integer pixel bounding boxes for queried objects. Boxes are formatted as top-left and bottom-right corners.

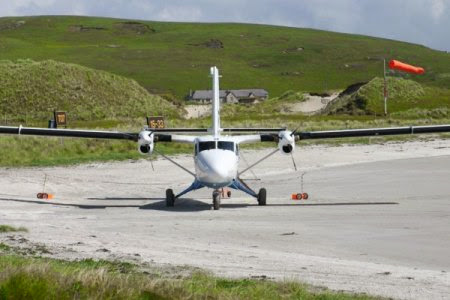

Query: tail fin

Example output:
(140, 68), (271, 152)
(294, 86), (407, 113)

(210, 66), (221, 138)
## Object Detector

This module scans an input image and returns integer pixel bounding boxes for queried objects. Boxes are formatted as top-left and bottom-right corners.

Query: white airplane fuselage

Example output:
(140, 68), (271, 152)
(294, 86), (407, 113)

(194, 136), (239, 188)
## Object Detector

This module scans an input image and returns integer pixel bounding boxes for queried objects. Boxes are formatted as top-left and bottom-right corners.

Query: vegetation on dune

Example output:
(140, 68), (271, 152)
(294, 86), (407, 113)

(0, 59), (180, 121)
(0, 255), (381, 300)
(274, 90), (306, 102)
(324, 77), (450, 115)
(0, 225), (28, 233)
(0, 15), (449, 100)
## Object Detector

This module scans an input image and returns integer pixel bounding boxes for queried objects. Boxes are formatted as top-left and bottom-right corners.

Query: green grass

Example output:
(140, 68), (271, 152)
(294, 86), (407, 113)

(0, 255), (382, 300)
(0, 243), (11, 251)
(0, 225), (28, 233)
(0, 135), (192, 167)
(0, 15), (449, 100)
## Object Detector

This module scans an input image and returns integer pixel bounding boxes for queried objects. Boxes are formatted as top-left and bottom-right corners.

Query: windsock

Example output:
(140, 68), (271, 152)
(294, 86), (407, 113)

(389, 60), (425, 74)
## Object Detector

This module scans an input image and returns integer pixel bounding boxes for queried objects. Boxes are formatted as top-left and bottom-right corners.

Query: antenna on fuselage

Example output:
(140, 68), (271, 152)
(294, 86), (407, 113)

(209, 66), (221, 138)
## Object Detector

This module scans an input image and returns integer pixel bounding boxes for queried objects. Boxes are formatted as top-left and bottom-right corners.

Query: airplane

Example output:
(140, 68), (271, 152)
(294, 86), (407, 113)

(1, 66), (450, 210)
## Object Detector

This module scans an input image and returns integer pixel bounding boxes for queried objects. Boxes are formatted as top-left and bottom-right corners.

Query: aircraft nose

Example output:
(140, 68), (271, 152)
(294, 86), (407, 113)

(209, 160), (230, 179)
(198, 150), (236, 183)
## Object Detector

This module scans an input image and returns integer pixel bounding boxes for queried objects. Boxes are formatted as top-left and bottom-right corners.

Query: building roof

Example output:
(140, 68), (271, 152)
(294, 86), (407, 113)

(191, 89), (268, 100)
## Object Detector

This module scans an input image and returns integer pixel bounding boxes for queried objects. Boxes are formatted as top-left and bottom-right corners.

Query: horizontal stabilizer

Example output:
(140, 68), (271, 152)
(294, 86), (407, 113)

(146, 128), (285, 133)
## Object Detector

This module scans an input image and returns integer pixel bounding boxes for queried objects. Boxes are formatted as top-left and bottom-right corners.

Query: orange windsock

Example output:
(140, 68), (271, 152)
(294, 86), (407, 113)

(389, 60), (425, 74)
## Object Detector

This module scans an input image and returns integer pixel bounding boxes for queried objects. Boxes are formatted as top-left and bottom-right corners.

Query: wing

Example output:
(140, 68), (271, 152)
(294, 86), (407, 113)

(0, 125), (203, 144)
(237, 124), (450, 144)
(296, 125), (450, 140)
(3, 124), (449, 143)
(0, 126), (138, 140)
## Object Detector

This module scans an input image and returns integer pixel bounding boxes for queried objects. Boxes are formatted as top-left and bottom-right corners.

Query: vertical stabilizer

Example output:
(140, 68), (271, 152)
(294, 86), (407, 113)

(210, 66), (221, 138)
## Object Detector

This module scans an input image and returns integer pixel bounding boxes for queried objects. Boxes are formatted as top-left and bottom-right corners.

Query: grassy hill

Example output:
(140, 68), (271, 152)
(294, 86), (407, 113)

(324, 77), (450, 116)
(0, 16), (449, 100)
(0, 59), (179, 122)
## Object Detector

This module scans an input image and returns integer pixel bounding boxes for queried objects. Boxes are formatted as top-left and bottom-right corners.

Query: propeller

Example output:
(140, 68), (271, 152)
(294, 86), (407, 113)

(290, 127), (300, 137)
(289, 127), (299, 171)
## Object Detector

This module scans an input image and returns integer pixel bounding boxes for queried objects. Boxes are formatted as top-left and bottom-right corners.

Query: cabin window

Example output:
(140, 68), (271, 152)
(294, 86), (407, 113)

(198, 141), (216, 152)
(218, 141), (234, 152)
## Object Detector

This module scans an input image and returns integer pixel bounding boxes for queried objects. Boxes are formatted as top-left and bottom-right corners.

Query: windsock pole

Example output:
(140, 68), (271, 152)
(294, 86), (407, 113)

(384, 59), (387, 116)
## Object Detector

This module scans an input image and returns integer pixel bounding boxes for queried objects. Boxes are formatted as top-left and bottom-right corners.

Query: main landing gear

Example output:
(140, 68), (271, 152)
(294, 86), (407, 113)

(166, 189), (175, 207)
(257, 188), (266, 206)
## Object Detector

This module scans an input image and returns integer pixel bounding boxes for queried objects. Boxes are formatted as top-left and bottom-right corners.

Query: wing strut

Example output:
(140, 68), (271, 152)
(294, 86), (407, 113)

(153, 149), (195, 177)
(238, 148), (279, 176)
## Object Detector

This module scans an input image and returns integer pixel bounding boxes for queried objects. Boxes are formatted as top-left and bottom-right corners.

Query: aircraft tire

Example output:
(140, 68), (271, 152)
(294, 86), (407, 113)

(166, 189), (175, 207)
(213, 191), (221, 210)
(258, 188), (267, 206)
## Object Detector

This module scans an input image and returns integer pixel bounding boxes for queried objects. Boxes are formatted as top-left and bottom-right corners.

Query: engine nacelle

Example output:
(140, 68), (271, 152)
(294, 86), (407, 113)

(138, 130), (154, 155)
(278, 130), (295, 155)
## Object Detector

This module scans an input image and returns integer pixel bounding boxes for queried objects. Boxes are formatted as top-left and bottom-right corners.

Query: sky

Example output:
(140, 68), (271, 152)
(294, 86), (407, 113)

(1, 0), (449, 51)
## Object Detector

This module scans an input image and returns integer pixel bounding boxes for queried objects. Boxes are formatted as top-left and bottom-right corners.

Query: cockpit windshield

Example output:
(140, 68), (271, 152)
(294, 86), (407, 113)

(197, 141), (235, 153)
(218, 141), (234, 152)
(198, 141), (216, 152)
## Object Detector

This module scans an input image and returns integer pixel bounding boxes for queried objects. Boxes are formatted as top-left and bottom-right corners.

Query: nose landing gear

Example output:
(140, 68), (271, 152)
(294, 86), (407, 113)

(212, 190), (221, 210)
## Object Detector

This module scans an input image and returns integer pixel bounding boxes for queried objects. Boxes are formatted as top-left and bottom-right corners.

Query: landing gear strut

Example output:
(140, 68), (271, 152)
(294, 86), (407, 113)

(257, 188), (266, 206)
(212, 190), (221, 210)
(166, 189), (175, 207)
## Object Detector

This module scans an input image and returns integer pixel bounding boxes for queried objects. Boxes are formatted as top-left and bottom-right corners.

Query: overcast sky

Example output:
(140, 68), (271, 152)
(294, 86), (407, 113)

(1, 0), (449, 51)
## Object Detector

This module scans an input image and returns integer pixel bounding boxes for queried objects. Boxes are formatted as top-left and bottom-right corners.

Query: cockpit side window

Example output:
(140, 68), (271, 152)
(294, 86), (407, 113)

(218, 141), (234, 152)
(198, 141), (216, 152)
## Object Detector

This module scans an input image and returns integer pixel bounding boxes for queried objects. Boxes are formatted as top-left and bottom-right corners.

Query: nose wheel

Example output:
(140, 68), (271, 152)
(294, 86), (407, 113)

(212, 190), (221, 210)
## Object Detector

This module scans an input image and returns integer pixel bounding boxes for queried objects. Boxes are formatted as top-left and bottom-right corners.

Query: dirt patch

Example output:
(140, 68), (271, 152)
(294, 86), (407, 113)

(282, 47), (304, 54)
(184, 105), (211, 119)
(251, 63), (271, 68)
(0, 20), (26, 31)
(113, 22), (155, 34)
(68, 25), (107, 32)
(190, 39), (224, 49)
(280, 71), (302, 76)
(343, 63), (366, 69)
(285, 92), (340, 114)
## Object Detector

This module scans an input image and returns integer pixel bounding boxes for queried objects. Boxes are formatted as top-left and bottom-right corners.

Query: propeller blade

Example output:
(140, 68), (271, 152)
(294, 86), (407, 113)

(290, 127), (301, 137)
(290, 152), (298, 171)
